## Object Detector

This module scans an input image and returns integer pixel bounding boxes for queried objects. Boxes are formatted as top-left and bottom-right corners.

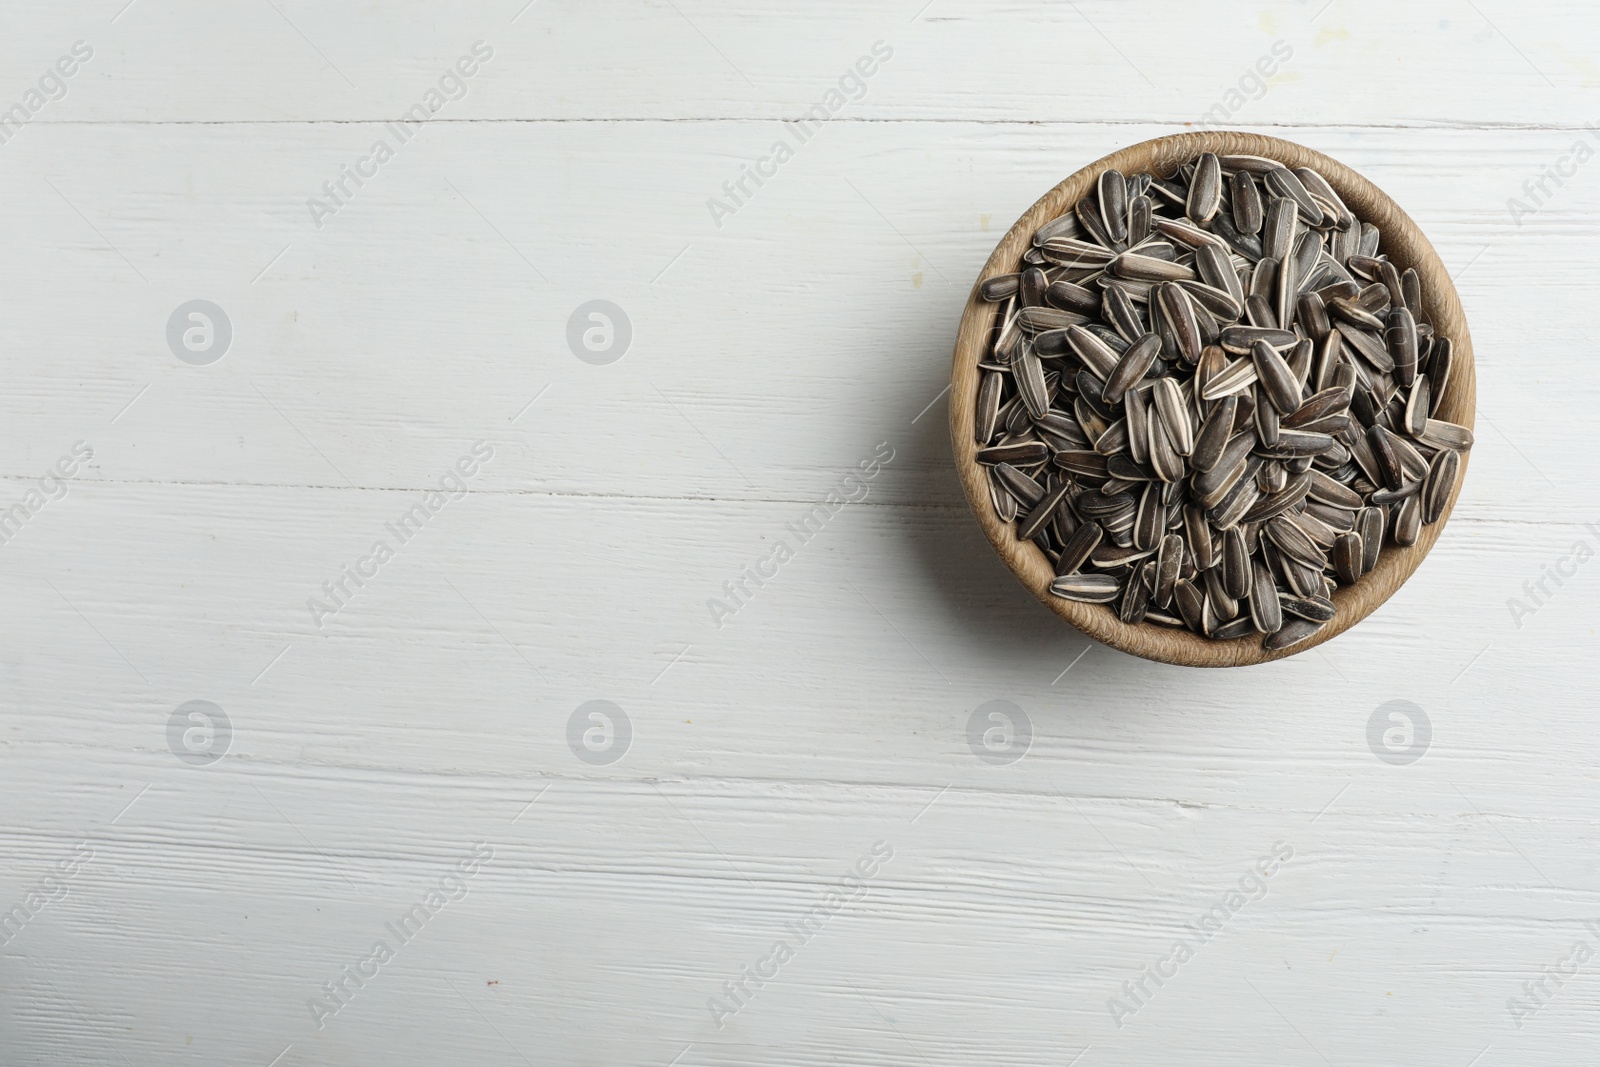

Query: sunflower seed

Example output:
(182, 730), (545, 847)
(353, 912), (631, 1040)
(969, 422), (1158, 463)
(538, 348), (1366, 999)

(1151, 377), (1194, 456)
(1255, 393), (1281, 448)
(1014, 347), (1049, 419)
(1423, 446), (1460, 524)
(993, 462), (1044, 507)
(981, 274), (1020, 302)
(1306, 468), (1363, 509)
(1367, 425), (1405, 491)
(1191, 395), (1238, 473)
(1263, 197), (1297, 265)
(1248, 559), (1283, 634)
(1281, 593), (1335, 622)
(1332, 532), (1362, 584)
(1040, 237), (1117, 268)
(1199, 356), (1261, 400)
(989, 468), (1019, 521)
(1046, 281), (1102, 316)
(1102, 333), (1162, 406)
(1158, 283), (1204, 363)
(1099, 169), (1129, 244)
(1265, 514), (1323, 569)
(1169, 577), (1202, 631)
(1050, 572), (1120, 603)
(1419, 418), (1474, 452)
(1075, 196), (1120, 251)
(1211, 616), (1257, 640)
(1128, 194), (1153, 245)
(1056, 520), (1105, 576)
(1018, 479), (1074, 541)
(1393, 493), (1421, 547)
(1264, 617), (1323, 651)
(1250, 339), (1302, 415)
(977, 441), (1049, 466)
(1154, 216), (1227, 252)
(1387, 306), (1418, 386)
(1221, 325), (1296, 354)
(1188, 153), (1222, 224)
(1119, 560), (1153, 623)
(1403, 375), (1431, 437)
(1263, 166), (1320, 223)
(1357, 506), (1384, 574)
(1066, 325), (1123, 379)
(1429, 338), (1454, 415)
(1229, 169), (1263, 234)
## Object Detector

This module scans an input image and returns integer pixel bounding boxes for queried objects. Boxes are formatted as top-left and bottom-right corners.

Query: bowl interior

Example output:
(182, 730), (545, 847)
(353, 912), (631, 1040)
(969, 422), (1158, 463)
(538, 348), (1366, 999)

(948, 132), (1476, 667)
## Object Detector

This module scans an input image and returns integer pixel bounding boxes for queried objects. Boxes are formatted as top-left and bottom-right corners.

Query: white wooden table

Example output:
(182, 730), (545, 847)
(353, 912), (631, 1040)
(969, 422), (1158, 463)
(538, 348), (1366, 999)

(1, 2), (1595, 1064)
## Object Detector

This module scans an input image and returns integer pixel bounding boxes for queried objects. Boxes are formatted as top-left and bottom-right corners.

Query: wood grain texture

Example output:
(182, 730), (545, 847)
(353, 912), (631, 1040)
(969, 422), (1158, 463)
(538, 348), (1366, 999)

(950, 132), (1476, 666)
(1, 3), (1597, 1066)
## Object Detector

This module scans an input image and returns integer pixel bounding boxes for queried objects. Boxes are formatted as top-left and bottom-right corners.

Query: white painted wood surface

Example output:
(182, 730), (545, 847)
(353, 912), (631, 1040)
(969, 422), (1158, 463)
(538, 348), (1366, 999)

(1, 2), (1597, 1064)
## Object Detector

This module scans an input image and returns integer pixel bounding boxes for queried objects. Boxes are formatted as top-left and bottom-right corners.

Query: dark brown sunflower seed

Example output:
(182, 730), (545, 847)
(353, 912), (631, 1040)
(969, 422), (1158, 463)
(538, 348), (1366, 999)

(989, 468), (1018, 521)
(1157, 283), (1204, 364)
(1419, 418), (1474, 452)
(1046, 280), (1101, 316)
(1191, 395), (1238, 473)
(1255, 393), (1281, 448)
(1211, 616), (1258, 641)
(1423, 447), (1460, 524)
(1281, 593), (1335, 622)
(1128, 193), (1153, 245)
(1297, 290), (1331, 342)
(1264, 166), (1321, 223)
(1200, 356), (1260, 400)
(1251, 339), (1302, 415)
(1221, 325), (1296, 354)
(975, 372), (1003, 444)
(1249, 558), (1283, 634)
(1306, 468), (1362, 509)
(1392, 493), (1421, 547)
(1050, 572), (1120, 603)
(1040, 237), (1117, 268)
(1101, 333), (1162, 406)
(1066, 325), (1122, 378)
(1229, 169), (1263, 234)
(1151, 377), (1193, 456)
(1429, 338), (1453, 415)
(1147, 413), (1184, 484)
(1170, 576), (1202, 631)
(1387, 306), (1418, 386)
(980, 274), (1020, 302)
(1332, 531), (1362, 584)
(1264, 617), (1324, 651)
(976, 441), (1049, 466)
(1055, 520), (1104, 576)
(1357, 506), (1384, 574)
(1367, 425), (1405, 491)
(1187, 152), (1222, 224)
(1119, 562), (1152, 623)
(993, 462), (1044, 507)
(1098, 169), (1128, 244)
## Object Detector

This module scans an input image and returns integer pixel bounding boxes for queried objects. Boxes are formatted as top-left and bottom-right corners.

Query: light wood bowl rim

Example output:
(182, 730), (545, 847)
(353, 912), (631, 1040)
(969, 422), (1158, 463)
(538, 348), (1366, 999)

(948, 131), (1476, 668)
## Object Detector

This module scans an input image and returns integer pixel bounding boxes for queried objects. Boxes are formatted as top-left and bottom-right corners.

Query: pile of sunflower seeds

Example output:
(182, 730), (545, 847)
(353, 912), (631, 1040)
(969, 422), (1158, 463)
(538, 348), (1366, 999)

(975, 152), (1471, 651)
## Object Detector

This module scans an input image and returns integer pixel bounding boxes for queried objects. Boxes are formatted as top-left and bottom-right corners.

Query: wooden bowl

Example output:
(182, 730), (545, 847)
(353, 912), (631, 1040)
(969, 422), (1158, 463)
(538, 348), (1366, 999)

(949, 132), (1475, 667)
